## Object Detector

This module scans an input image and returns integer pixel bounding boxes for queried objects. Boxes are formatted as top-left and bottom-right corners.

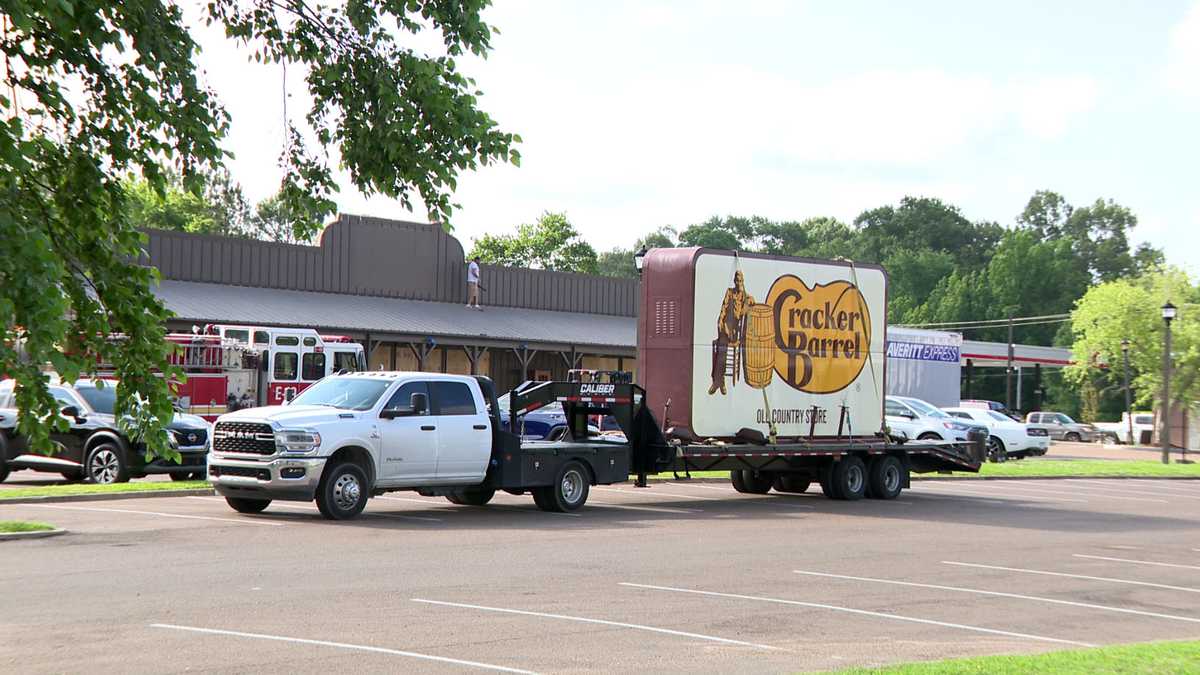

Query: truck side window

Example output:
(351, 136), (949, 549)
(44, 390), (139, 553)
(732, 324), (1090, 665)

(432, 382), (476, 415)
(254, 331), (270, 345)
(302, 352), (326, 381)
(884, 401), (907, 417)
(383, 381), (429, 414)
(333, 352), (358, 373)
(274, 353), (298, 381)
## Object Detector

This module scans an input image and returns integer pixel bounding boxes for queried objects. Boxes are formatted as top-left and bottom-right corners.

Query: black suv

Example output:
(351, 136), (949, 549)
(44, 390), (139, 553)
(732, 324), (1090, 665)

(0, 379), (210, 484)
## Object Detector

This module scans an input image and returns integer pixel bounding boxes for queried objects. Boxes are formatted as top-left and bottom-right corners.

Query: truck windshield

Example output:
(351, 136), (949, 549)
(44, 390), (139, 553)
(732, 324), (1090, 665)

(290, 378), (391, 411)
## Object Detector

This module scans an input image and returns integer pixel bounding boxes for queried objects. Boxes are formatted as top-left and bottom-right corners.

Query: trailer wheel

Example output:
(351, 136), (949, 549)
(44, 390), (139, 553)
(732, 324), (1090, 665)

(316, 461), (369, 520)
(730, 469), (749, 493)
(773, 476), (811, 494)
(446, 488), (495, 506)
(818, 464), (840, 499)
(531, 486), (552, 510)
(536, 461), (590, 512)
(831, 457), (867, 501)
(732, 470), (772, 494)
(867, 456), (904, 500)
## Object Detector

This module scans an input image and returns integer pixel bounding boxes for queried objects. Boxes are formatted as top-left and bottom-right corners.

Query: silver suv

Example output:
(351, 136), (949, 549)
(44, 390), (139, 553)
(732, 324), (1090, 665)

(1024, 411), (1097, 443)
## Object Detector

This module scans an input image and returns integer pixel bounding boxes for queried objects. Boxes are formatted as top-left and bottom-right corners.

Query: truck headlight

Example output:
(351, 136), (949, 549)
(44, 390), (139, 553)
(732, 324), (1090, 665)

(276, 429), (322, 455)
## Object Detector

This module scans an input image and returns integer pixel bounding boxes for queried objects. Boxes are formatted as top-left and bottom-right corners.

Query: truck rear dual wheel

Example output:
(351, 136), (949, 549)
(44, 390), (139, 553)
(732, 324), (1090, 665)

(821, 457), (867, 500)
(730, 470), (773, 494)
(532, 461), (590, 512)
(866, 456), (904, 500)
(316, 462), (369, 520)
(446, 488), (496, 506)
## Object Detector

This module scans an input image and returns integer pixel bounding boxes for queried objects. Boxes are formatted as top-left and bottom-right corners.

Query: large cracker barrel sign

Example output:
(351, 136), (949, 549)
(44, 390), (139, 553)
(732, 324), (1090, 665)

(690, 252), (887, 438)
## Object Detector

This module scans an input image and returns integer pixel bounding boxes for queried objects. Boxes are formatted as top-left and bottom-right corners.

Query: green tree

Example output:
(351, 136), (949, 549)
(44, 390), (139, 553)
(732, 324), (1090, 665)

(248, 191), (322, 245)
(2, 0), (519, 457)
(124, 168), (251, 237)
(755, 216), (861, 259)
(1018, 190), (1161, 282)
(1068, 268), (1200, 413)
(470, 212), (598, 273)
(677, 216), (759, 250)
(854, 197), (1002, 269)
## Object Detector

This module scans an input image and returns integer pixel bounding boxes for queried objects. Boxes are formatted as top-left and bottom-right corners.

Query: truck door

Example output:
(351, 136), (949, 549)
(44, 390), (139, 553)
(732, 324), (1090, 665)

(378, 380), (438, 482)
(268, 335), (301, 404)
(331, 350), (360, 374)
(430, 380), (491, 482)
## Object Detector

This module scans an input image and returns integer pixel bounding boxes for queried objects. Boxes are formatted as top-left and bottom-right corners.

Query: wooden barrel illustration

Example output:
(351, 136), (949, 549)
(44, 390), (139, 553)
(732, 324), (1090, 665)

(743, 304), (775, 389)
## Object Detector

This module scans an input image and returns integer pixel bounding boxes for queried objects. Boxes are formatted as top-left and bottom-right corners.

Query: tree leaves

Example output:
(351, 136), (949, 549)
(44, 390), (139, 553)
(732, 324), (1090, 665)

(470, 211), (599, 274)
(2, 0), (517, 457)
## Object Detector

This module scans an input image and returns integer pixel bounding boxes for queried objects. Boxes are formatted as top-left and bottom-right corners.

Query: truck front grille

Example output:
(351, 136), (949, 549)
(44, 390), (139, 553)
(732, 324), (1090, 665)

(213, 422), (276, 455)
(211, 465), (271, 481)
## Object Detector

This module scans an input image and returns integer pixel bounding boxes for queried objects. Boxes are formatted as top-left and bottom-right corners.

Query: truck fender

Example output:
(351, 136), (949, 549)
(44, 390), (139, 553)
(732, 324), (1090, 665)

(324, 444), (376, 488)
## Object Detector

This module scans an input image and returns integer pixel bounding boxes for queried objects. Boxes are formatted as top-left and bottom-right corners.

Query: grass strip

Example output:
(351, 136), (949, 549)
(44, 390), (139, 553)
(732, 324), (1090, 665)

(827, 639), (1200, 674)
(0, 480), (210, 500)
(0, 520), (56, 533)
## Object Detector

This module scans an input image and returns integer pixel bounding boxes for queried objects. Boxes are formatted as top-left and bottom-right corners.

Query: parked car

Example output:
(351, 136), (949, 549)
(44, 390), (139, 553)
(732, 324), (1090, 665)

(885, 396), (987, 443)
(943, 406), (1049, 461)
(0, 378), (211, 484)
(1093, 412), (1155, 445)
(959, 399), (1022, 422)
(1024, 411), (1098, 443)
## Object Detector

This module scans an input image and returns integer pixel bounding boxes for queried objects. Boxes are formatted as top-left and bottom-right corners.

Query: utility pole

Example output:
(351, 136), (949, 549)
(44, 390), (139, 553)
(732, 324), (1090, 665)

(1121, 339), (1132, 445)
(1161, 302), (1177, 464)
(1006, 313), (1014, 411)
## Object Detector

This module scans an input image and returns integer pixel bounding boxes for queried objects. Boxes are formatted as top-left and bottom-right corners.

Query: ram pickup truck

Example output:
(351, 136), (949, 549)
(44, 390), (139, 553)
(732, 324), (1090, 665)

(208, 372), (658, 519)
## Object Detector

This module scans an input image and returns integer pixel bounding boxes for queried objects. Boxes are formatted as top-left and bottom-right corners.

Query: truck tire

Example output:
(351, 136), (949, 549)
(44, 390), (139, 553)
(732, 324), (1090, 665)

(446, 488), (495, 506)
(867, 456), (904, 500)
(225, 496), (271, 514)
(537, 460), (590, 512)
(819, 464), (841, 499)
(773, 475), (811, 494)
(830, 456), (867, 501)
(731, 470), (772, 494)
(316, 461), (369, 520)
(531, 486), (553, 510)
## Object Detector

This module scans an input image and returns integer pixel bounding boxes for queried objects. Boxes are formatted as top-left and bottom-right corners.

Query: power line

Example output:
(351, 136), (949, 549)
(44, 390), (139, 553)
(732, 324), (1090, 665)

(898, 313), (1070, 329)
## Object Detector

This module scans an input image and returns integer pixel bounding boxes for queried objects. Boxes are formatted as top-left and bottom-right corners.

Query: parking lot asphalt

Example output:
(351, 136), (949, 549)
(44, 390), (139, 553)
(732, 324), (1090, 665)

(3, 477), (1200, 674)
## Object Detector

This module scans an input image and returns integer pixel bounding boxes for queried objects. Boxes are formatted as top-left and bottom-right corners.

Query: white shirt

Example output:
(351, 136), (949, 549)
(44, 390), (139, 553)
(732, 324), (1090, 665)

(467, 261), (480, 284)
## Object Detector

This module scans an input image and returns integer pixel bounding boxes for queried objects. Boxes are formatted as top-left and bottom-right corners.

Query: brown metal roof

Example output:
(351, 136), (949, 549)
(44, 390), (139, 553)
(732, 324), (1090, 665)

(153, 280), (636, 353)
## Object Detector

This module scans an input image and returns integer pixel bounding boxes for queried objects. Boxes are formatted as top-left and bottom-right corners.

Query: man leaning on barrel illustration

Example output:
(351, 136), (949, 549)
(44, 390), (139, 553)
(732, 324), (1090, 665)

(709, 269), (755, 395)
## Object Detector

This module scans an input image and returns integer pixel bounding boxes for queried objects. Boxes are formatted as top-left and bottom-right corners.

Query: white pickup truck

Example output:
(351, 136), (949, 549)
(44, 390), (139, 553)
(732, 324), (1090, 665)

(207, 372), (648, 519)
(1093, 411), (1155, 445)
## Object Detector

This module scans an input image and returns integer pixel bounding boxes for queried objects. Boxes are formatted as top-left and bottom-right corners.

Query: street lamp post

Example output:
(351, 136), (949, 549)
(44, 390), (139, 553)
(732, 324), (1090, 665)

(1121, 339), (1132, 445)
(1161, 302), (1177, 465)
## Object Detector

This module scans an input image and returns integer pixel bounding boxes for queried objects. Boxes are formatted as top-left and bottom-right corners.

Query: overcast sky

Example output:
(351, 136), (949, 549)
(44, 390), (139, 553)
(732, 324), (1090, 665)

(190, 1), (1200, 270)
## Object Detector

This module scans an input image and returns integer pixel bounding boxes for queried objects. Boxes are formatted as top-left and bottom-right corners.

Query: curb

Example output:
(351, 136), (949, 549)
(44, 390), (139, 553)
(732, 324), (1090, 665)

(0, 488), (215, 505)
(0, 528), (67, 541)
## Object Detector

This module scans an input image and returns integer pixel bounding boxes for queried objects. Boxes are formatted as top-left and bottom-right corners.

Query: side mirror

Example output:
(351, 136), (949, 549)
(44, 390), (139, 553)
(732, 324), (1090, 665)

(61, 405), (82, 421)
(410, 392), (428, 416)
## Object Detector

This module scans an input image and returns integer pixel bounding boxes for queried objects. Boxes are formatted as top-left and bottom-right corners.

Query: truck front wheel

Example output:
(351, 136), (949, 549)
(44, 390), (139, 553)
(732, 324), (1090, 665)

(316, 462), (369, 520)
(535, 461), (590, 512)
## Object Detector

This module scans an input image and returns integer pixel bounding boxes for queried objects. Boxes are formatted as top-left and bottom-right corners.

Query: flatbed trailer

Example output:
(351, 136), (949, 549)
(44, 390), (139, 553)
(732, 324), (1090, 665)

(492, 373), (983, 507)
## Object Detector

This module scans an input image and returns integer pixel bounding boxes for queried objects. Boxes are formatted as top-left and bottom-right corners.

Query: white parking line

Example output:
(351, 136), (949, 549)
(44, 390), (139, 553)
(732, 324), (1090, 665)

(1124, 480), (1200, 493)
(1068, 480), (1200, 499)
(618, 582), (1091, 646)
(187, 495), (443, 522)
(942, 561), (1200, 594)
(411, 599), (779, 651)
(928, 483), (1096, 502)
(150, 623), (534, 674)
(1074, 554), (1200, 571)
(793, 570), (1200, 624)
(601, 485), (816, 509)
(24, 503), (284, 526)
(909, 485), (1086, 503)
(982, 482), (1168, 504)
(586, 500), (702, 515)
(594, 486), (711, 501)
(376, 495), (580, 517)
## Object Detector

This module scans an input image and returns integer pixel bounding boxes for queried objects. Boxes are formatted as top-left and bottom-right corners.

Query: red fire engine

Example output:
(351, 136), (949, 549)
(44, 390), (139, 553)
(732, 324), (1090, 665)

(165, 324), (366, 420)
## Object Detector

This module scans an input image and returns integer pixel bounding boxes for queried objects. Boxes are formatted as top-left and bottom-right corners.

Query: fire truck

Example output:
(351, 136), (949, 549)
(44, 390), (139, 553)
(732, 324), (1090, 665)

(165, 324), (366, 421)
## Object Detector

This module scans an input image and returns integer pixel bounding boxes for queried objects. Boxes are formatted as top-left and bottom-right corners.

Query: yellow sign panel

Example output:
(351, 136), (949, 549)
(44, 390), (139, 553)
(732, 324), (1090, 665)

(763, 275), (872, 394)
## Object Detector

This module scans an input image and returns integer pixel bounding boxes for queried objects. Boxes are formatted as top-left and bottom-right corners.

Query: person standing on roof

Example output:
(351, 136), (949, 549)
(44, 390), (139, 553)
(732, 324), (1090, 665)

(466, 256), (483, 310)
